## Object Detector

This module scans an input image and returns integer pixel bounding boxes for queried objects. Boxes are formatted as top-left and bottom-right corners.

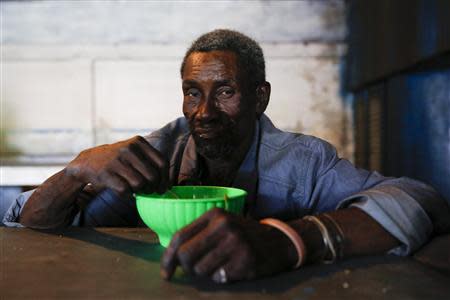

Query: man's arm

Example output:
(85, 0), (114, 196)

(19, 136), (169, 229)
(290, 207), (400, 259)
(19, 169), (86, 228)
(159, 138), (450, 282)
(305, 138), (450, 255)
(160, 206), (400, 283)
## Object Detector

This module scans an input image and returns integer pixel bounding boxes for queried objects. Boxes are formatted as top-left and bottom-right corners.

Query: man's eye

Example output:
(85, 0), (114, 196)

(185, 89), (200, 98)
(217, 88), (234, 98)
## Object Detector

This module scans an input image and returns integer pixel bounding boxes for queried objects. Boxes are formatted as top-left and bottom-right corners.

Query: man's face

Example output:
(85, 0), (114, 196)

(182, 50), (257, 161)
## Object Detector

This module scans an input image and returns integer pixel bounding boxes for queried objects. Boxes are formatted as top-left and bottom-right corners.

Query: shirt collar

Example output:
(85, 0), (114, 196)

(177, 135), (202, 185)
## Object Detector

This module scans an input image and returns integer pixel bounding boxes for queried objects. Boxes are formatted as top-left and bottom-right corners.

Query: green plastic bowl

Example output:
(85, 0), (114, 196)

(135, 186), (247, 247)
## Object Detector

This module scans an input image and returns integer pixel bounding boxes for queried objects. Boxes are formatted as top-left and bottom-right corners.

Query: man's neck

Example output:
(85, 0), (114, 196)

(202, 159), (238, 186)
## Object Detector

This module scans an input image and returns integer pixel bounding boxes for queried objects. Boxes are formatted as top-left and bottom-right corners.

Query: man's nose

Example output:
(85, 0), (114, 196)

(196, 95), (218, 121)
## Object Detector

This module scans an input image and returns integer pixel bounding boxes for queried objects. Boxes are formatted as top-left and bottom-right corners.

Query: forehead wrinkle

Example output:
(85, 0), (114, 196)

(183, 51), (238, 84)
(187, 61), (231, 80)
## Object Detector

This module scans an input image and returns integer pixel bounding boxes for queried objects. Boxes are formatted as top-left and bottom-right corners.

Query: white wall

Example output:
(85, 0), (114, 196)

(1, 0), (352, 167)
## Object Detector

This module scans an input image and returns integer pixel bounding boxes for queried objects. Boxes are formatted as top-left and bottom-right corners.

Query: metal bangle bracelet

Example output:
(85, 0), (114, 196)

(321, 213), (345, 260)
(303, 215), (337, 264)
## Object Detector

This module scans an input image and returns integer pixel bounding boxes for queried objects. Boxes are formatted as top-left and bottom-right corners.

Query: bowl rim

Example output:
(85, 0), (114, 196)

(135, 185), (247, 203)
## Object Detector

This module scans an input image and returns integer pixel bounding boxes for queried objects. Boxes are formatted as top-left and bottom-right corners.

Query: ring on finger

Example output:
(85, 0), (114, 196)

(217, 267), (227, 284)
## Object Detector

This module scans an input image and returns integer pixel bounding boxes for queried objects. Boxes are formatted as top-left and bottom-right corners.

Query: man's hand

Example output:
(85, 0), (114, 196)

(19, 136), (169, 229)
(160, 208), (297, 283)
(66, 136), (170, 196)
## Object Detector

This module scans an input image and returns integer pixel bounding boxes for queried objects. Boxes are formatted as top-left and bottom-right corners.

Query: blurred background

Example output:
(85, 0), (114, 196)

(0, 0), (349, 159)
(1, 0), (449, 219)
(0, 0), (349, 216)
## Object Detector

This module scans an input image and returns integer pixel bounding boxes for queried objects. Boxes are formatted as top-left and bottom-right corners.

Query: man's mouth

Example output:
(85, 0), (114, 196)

(194, 127), (222, 139)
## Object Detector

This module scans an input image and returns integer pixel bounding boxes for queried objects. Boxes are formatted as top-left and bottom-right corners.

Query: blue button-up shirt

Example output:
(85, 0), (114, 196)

(4, 114), (449, 255)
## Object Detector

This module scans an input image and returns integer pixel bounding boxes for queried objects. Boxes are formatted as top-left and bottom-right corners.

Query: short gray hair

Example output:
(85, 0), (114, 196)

(180, 29), (266, 89)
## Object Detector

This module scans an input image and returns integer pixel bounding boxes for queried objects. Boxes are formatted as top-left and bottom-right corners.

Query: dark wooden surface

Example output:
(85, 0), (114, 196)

(1, 227), (449, 299)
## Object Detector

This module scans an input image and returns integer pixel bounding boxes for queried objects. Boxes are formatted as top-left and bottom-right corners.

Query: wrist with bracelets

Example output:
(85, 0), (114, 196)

(259, 214), (346, 268)
(303, 214), (345, 264)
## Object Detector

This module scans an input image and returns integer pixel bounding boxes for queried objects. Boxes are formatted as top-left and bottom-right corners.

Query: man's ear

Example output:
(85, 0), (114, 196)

(255, 82), (271, 117)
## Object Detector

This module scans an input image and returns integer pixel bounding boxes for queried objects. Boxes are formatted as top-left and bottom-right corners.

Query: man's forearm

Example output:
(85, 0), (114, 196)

(288, 207), (400, 264)
(19, 169), (86, 229)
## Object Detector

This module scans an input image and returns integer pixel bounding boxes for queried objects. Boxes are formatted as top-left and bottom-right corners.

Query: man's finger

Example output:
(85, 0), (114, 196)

(120, 150), (160, 193)
(98, 171), (131, 196)
(161, 210), (215, 280)
(176, 215), (230, 276)
(134, 137), (170, 193)
(192, 236), (233, 277)
(111, 160), (147, 192)
(212, 253), (252, 284)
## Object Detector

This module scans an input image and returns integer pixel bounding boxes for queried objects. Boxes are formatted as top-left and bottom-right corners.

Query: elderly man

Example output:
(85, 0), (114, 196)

(4, 29), (449, 283)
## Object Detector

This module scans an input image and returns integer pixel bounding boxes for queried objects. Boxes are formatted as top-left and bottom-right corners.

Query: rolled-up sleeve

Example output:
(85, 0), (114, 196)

(307, 138), (450, 256)
(338, 181), (433, 255)
(2, 190), (34, 227)
(2, 189), (82, 227)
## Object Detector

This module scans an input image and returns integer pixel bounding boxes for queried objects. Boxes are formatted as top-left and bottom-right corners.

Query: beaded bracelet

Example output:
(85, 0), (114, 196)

(260, 218), (307, 269)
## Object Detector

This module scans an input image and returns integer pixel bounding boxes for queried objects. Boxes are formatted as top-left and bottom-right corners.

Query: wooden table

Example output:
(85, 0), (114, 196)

(1, 227), (449, 299)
